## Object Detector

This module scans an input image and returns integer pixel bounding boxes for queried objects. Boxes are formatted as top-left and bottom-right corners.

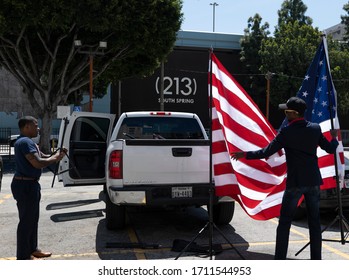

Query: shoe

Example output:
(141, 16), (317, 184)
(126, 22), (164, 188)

(32, 250), (52, 258)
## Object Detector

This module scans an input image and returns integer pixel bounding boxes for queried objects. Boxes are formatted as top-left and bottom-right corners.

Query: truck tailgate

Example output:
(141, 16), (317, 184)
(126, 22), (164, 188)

(122, 140), (210, 185)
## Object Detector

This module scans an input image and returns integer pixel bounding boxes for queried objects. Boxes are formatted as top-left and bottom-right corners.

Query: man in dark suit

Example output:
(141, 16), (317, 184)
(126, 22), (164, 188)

(231, 97), (339, 260)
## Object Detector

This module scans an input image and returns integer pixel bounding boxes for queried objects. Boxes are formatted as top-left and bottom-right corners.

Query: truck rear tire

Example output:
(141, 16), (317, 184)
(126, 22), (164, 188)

(105, 194), (126, 230)
(212, 201), (235, 225)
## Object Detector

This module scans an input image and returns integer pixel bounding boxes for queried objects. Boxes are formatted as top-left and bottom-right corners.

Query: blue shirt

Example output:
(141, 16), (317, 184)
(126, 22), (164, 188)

(14, 135), (42, 179)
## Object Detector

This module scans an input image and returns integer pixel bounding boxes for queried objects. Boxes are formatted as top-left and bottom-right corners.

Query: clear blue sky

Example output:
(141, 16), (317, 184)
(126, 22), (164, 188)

(181, 0), (348, 34)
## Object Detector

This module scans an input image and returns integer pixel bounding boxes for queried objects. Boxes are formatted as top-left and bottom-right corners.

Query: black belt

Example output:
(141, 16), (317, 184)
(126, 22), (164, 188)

(13, 176), (39, 181)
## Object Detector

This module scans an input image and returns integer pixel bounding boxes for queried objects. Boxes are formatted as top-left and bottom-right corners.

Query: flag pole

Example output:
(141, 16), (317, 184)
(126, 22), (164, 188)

(208, 51), (244, 259)
(174, 50), (244, 260)
(320, 33), (349, 244)
(208, 50), (245, 259)
(174, 49), (216, 260)
(208, 48), (214, 259)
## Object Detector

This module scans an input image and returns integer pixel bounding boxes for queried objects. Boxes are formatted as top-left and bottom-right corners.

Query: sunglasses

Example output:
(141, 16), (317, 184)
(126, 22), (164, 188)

(284, 109), (299, 114)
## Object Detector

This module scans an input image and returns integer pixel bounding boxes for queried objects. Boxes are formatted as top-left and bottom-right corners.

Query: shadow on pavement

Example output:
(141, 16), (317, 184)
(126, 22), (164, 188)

(95, 205), (252, 260)
(50, 209), (104, 223)
(46, 199), (102, 210)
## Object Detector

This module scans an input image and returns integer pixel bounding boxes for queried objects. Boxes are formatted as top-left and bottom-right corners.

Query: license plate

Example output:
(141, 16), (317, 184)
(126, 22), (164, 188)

(172, 187), (192, 198)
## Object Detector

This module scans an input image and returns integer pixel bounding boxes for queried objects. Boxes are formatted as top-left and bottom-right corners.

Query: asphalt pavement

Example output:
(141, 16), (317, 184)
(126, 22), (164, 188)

(1, 168), (349, 261)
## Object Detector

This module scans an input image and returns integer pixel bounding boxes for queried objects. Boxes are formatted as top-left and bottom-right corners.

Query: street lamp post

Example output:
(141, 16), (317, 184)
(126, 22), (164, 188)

(210, 2), (219, 32)
(74, 40), (107, 112)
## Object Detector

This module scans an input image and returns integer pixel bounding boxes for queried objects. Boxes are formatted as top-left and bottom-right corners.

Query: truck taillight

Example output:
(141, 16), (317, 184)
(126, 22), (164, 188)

(109, 150), (123, 179)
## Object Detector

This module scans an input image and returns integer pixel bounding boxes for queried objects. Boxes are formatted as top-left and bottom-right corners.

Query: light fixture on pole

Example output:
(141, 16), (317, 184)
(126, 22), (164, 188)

(74, 40), (107, 112)
(210, 2), (219, 32)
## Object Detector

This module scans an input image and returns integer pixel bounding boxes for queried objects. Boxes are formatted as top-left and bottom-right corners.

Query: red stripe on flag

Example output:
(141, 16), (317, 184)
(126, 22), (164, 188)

(213, 162), (235, 176)
(213, 99), (275, 149)
(321, 176), (338, 190)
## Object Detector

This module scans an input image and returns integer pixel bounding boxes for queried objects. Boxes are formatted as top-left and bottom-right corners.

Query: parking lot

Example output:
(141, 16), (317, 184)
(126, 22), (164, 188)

(1, 170), (349, 261)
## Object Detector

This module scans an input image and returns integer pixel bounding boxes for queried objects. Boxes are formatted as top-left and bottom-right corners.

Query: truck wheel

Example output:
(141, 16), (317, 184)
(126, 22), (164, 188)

(212, 201), (235, 225)
(105, 194), (126, 230)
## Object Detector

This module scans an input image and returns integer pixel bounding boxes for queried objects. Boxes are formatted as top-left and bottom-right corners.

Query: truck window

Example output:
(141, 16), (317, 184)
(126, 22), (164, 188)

(116, 117), (204, 140)
(71, 117), (110, 142)
(68, 116), (111, 179)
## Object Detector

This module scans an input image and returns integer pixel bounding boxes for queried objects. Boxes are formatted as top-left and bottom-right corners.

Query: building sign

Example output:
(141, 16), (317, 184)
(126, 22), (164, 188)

(57, 106), (71, 119)
(73, 106), (82, 112)
(155, 76), (197, 104)
(112, 48), (242, 128)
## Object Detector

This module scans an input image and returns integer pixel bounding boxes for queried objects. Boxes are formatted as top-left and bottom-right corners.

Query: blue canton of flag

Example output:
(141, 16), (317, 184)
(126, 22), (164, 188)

(297, 39), (336, 123)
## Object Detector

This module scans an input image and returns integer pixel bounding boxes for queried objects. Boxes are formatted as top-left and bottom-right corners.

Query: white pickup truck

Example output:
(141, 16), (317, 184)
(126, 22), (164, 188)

(58, 111), (234, 229)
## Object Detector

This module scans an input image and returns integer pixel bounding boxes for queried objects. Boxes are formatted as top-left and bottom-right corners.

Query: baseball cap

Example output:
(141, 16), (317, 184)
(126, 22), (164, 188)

(278, 97), (307, 114)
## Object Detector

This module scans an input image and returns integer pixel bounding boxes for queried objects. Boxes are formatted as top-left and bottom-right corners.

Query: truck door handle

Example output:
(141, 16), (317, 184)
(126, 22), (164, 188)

(172, 148), (192, 157)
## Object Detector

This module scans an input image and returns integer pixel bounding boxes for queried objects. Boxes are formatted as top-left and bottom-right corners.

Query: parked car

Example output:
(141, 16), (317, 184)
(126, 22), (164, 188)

(8, 135), (20, 147)
(294, 148), (349, 220)
(9, 134), (58, 148)
(0, 155), (3, 192)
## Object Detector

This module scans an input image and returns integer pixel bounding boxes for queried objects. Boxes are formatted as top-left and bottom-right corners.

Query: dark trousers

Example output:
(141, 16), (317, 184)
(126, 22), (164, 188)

(11, 179), (41, 260)
(275, 185), (321, 260)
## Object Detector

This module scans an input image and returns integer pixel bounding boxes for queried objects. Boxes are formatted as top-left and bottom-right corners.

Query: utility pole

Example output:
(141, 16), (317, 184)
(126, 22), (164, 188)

(74, 40), (107, 112)
(160, 61), (164, 111)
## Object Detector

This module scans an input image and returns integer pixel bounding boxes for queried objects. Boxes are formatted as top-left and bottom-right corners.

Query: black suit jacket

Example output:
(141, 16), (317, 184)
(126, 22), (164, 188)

(246, 118), (339, 187)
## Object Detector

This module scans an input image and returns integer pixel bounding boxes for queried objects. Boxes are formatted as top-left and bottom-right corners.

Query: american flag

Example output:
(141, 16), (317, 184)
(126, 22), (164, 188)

(293, 36), (345, 189)
(210, 53), (287, 220)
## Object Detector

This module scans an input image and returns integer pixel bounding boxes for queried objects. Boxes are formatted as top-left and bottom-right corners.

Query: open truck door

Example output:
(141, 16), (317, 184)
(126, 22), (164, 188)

(57, 112), (116, 187)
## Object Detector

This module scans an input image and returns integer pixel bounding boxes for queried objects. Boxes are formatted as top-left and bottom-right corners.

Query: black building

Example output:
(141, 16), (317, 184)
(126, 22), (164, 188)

(111, 31), (244, 128)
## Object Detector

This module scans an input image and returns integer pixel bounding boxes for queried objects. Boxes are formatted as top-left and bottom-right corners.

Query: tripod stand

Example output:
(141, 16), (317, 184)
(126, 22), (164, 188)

(174, 187), (244, 260)
(50, 117), (80, 188)
(321, 187), (349, 245)
(175, 50), (244, 260)
(295, 177), (349, 256)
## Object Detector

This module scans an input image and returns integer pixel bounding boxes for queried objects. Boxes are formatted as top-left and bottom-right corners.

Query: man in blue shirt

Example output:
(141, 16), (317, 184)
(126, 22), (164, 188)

(11, 116), (66, 260)
(231, 97), (339, 260)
